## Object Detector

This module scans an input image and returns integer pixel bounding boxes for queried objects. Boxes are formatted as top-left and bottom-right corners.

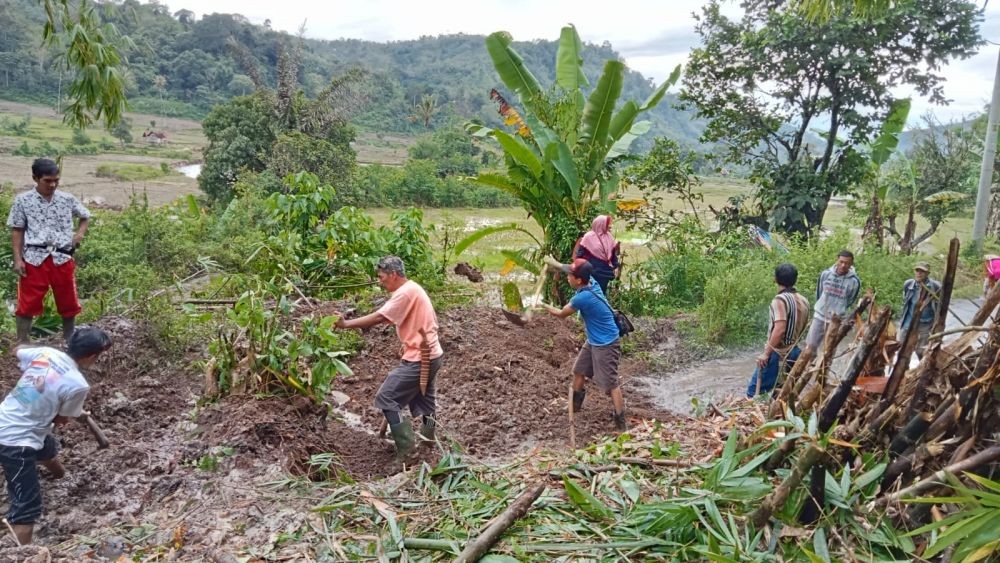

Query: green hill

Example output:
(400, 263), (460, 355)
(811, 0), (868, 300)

(0, 0), (705, 150)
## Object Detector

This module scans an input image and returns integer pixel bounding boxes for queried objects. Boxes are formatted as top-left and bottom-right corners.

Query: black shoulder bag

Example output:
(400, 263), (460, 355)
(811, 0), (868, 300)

(584, 287), (635, 338)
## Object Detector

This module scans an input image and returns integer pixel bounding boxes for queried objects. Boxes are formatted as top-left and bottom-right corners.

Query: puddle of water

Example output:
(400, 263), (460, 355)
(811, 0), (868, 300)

(636, 352), (756, 414)
(176, 163), (202, 179)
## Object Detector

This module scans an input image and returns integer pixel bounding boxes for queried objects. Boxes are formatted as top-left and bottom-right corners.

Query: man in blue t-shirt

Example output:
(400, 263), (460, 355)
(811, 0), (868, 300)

(543, 258), (626, 431)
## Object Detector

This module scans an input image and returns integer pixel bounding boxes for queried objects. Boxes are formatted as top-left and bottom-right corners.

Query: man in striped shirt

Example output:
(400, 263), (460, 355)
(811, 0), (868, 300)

(746, 263), (811, 398)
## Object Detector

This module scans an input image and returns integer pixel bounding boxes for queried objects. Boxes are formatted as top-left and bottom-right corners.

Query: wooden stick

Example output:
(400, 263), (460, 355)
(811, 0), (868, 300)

(455, 480), (547, 563)
(876, 445), (1000, 506)
(567, 383), (576, 450)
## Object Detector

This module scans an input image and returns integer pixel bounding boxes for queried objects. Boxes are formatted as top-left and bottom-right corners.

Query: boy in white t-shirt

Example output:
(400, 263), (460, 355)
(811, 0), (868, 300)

(0, 327), (111, 545)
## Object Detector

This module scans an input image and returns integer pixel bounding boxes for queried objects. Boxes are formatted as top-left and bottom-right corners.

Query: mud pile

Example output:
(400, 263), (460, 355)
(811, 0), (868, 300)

(332, 305), (685, 456)
(0, 305), (693, 556)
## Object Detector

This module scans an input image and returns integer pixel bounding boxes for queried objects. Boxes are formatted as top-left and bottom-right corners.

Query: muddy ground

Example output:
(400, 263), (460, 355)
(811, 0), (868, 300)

(0, 305), (715, 560)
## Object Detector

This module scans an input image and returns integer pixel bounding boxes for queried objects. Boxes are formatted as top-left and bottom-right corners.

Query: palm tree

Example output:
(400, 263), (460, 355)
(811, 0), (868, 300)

(410, 94), (440, 128)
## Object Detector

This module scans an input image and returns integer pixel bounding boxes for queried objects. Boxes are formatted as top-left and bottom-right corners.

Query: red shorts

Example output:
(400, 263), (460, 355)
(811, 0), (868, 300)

(15, 257), (81, 318)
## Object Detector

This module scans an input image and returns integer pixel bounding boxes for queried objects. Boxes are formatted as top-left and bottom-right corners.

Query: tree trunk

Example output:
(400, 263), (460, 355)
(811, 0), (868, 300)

(862, 194), (884, 248)
(988, 188), (1000, 240)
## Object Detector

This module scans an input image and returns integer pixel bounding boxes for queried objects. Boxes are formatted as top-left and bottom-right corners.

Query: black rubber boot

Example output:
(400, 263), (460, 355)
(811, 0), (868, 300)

(572, 389), (586, 413)
(15, 316), (32, 343)
(62, 317), (75, 342)
(389, 421), (416, 459)
(613, 411), (627, 431)
(419, 417), (436, 441)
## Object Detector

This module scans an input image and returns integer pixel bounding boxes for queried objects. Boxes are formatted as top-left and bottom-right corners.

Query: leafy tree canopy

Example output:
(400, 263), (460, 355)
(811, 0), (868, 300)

(681, 0), (983, 235)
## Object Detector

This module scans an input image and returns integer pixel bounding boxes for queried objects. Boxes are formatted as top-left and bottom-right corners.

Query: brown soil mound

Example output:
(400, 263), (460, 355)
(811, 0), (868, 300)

(327, 304), (684, 457)
(0, 317), (204, 548)
(0, 304), (689, 553)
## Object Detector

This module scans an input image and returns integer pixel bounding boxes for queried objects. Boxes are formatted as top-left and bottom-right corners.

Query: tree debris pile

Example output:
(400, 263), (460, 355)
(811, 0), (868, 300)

(760, 238), (1000, 560)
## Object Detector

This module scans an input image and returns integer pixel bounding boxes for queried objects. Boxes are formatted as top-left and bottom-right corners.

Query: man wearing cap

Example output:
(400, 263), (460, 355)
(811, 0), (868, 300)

(0, 327), (112, 545)
(900, 261), (941, 359)
(543, 258), (626, 431)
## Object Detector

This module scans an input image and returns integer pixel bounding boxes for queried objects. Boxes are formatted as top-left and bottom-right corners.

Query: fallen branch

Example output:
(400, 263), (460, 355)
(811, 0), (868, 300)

(455, 480), (547, 563)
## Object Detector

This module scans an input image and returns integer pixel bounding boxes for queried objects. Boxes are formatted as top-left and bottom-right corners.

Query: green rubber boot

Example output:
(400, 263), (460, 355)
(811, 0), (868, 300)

(389, 421), (416, 459)
(419, 417), (436, 441)
(572, 389), (586, 413)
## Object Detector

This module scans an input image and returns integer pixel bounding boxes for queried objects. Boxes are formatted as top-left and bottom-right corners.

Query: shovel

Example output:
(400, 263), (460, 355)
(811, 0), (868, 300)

(502, 264), (550, 327)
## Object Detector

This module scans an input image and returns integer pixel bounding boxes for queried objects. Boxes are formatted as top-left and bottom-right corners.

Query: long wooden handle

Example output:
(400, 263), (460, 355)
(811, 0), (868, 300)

(79, 412), (109, 449)
(523, 264), (549, 323)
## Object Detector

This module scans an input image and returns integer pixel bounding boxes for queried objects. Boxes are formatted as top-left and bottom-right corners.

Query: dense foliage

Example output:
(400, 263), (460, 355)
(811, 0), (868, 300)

(681, 0), (983, 236)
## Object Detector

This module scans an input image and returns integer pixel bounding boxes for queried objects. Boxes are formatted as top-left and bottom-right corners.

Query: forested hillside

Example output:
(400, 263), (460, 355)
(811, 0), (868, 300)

(0, 0), (705, 147)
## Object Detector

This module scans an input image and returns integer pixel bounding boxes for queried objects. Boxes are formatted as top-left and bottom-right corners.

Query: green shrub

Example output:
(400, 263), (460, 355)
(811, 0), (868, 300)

(71, 128), (91, 146)
(95, 163), (171, 182)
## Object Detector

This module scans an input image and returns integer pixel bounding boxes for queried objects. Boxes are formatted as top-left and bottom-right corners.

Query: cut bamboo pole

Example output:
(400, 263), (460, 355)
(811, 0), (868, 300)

(818, 307), (892, 432)
(752, 444), (824, 528)
(876, 445), (1000, 506)
(880, 294), (928, 411)
(455, 480), (547, 562)
(930, 238), (960, 337)
(769, 347), (815, 419)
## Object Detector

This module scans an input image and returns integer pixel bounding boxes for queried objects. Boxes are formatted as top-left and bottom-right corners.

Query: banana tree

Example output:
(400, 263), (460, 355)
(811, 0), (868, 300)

(463, 25), (681, 265)
(860, 98), (911, 248)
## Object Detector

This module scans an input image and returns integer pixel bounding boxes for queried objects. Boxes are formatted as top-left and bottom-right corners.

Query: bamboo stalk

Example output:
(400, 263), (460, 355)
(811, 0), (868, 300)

(752, 444), (824, 528)
(880, 294), (927, 411)
(818, 307), (892, 432)
(769, 346), (815, 419)
(455, 480), (547, 563)
(876, 445), (1000, 506)
(798, 463), (827, 525)
(930, 238), (960, 337)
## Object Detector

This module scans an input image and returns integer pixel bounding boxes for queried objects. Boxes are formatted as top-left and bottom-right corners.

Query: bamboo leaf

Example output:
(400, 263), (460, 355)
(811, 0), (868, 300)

(480, 556), (521, 563)
(853, 462), (887, 493)
(963, 538), (1000, 562)
(620, 479), (640, 504)
(562, 476), (613, 521)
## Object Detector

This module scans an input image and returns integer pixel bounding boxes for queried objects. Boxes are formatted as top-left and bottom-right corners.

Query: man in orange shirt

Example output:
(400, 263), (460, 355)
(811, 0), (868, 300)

(334, 256), (443, 458)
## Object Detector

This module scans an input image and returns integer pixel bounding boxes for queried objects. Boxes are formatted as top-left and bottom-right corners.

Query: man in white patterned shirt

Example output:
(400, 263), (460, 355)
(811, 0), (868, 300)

(7, 159), (91, 343)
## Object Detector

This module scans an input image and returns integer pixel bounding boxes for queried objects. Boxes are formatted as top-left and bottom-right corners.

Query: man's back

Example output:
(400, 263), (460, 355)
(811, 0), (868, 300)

(0, 347), (89, 449)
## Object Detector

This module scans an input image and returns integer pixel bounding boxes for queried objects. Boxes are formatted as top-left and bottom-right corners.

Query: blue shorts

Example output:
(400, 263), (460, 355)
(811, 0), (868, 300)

(0, 434), (58, 524)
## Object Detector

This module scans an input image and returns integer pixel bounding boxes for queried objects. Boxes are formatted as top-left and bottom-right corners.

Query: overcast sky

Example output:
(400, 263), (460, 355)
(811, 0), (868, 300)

(182, 0), (1000, 127)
